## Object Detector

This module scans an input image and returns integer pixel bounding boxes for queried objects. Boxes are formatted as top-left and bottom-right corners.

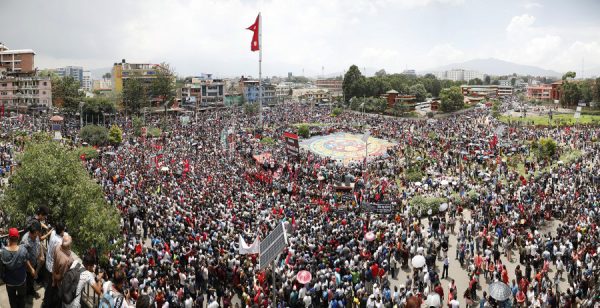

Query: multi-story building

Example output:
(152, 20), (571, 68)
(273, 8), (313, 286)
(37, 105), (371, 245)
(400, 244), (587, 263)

(242, 80), (276, 104)
(435, 69), (484, 82)
(401, 69), (416, 76)
(54, 66), (84, 84)
(82, 71), (92, 92)
(92, 79), (112, 91)
(526, 82), (561, 101)
(315, 78), (342, 97)
(292, 88), (330, 103)
(0, 76), (52, 110)
(181, 75), (225, 107)
(112, 59), (166, 94)
(0, 43), (35, 75)
(275, 83), (293, 102)
(499, 79), (511, 87)
(460, 85), (513, 98)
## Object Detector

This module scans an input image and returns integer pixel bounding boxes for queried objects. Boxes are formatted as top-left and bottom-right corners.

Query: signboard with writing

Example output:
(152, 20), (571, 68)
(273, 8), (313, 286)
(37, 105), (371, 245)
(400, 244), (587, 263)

(362, 201), (396, 214)
(284, 132), (300, 161)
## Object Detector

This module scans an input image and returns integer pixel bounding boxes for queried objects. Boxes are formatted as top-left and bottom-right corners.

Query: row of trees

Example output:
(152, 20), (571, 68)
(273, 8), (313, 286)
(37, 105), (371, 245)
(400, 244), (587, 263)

(560, 72), (600, 106)
(343, 65), (463, 103)
(122, 63), (176, 115)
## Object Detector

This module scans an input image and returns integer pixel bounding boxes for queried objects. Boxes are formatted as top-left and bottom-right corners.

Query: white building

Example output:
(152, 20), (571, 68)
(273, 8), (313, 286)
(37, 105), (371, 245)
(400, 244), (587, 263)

(82, 71), (92, 92)
(434, 69), (484, 82)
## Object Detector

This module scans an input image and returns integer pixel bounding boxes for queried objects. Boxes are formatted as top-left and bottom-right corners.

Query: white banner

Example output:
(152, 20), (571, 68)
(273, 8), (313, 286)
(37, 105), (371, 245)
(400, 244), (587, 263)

(239, 235), (260, 255)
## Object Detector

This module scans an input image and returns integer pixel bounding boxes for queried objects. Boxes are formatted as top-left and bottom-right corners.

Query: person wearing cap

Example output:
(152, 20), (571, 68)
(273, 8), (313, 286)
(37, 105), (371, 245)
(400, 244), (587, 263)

(0, 227), (37, 308)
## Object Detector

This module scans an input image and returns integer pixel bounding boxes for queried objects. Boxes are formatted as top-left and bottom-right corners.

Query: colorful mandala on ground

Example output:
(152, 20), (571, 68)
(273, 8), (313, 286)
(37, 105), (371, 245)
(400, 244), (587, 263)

(300, 133), (395, 164)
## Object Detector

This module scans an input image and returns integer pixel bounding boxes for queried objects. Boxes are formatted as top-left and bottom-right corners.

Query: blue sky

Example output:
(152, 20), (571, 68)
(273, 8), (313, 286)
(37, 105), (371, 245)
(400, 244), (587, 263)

(1, 0), (599, 77)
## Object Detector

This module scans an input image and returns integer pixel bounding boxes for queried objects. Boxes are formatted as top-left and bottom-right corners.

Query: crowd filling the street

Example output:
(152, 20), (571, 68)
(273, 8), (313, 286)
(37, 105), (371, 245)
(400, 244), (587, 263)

(1, 99), (600, 308)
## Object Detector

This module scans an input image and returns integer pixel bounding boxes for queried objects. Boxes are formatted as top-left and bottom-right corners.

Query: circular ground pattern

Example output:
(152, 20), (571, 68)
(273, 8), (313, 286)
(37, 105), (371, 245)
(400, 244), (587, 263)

(300, 132), (395, 164)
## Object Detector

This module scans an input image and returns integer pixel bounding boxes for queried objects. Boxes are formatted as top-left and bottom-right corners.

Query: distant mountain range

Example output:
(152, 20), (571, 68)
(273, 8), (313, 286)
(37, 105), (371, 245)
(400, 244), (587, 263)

(423, 58), (562, 77)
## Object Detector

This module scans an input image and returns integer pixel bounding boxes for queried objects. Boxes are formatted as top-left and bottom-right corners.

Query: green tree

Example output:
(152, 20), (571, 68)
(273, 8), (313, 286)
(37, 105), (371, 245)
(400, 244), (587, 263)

(80, 125), (109, 146)
(579, 80), (593, 103)
(1, 141), (120, 254)
(439, 86), (464, 112)
(593, 77), (600, 103)
(375, 69), (387, 77)
(102, 72), (111, 79)
(297, 124), (310, 138)
(510, 77), (517, 86)
(108, 125), (123, 145)
(491, 79), (500, 85)
(409, 84), (427, 102)
(82, 96), (116, 124)
(560, 81), (581, 107)
(52, 76), (85, 111)
(430, 79), (442, 97)
(468, 78), (483, 85)
(122, 78), (148, 115)
(150, 63), (176, 108)
(562, 71), (576, 80)
(243, 102), (259, 115)
(342, 65), (365, 102)
(536, 138), (557, 160)
(484, 75), (491, 85)
(132, 115), (143, 137)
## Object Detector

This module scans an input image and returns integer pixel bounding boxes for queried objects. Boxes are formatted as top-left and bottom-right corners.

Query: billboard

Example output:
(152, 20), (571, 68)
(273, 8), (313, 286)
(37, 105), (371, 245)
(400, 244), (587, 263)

(284, 132), (300, 161)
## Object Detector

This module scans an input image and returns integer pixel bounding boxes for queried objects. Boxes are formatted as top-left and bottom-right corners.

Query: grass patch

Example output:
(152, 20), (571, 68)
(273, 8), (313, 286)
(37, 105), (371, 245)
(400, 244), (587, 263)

(292, 122), (327, 128)
(499, 114), (600, 126)
(260, 137), (276, 145)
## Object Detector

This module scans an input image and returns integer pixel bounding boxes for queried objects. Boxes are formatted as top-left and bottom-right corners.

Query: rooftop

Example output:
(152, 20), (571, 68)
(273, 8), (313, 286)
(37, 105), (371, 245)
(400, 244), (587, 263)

(0, 49), (36, 55)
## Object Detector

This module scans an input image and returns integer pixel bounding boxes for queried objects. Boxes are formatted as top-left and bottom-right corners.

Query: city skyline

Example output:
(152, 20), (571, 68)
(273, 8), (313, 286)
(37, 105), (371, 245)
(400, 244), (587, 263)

(1, 0), (600, 77)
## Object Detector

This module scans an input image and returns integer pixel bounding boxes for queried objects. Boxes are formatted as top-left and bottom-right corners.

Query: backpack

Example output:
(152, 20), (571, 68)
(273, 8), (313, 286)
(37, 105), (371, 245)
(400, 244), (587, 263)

(59, 262), (86, 304)
(99, 290), (125, 308)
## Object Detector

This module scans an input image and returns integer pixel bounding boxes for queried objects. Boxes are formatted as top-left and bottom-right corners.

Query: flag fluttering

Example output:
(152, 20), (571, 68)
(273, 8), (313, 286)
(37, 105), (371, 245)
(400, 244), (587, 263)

(247, 14), (260, 51)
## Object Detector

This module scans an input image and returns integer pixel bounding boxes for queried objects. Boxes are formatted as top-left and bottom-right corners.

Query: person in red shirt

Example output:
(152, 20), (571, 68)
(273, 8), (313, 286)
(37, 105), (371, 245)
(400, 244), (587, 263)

(501, 265), (509, 284)
(434, 283), (444, 299)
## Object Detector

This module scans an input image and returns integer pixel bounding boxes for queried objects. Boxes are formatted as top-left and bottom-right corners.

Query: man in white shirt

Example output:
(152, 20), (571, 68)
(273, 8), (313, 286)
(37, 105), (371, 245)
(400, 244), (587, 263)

(64, 254), (104, 308)
(42, 222), (66, 308)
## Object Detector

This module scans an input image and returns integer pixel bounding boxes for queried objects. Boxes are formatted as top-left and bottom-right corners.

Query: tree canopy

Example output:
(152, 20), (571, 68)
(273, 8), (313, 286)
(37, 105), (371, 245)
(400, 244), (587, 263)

(52, 76), (85, 112)
(122, 78), (148, 115)
(1, 141), (120, 254)
(150, 63), (176, 108)
(439, 86), (464, 112)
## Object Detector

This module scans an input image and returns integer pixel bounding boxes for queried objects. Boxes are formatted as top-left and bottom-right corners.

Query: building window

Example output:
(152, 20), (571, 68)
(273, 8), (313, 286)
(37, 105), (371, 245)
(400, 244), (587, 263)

(43, 82), (47, 86)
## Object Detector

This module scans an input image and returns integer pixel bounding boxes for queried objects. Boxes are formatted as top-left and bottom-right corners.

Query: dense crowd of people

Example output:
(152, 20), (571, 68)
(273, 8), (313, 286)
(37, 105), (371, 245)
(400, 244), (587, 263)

(1, 100), (600, 307)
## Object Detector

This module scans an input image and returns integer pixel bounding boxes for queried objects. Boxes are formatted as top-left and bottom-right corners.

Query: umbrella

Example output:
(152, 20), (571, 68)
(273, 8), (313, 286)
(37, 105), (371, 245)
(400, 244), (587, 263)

(414, 182), (422, 186)
(488, 281), (511, 301)
(296, 270), (312, 284)
(557, 160), (564, 165)
(440, 180), (449, 186)
(411, 255), (426, 268)
(439, 203), (448, 212)
(160, 166), (170, 172)
(365, 232), (375, 242)
(426, 293), (441, 307)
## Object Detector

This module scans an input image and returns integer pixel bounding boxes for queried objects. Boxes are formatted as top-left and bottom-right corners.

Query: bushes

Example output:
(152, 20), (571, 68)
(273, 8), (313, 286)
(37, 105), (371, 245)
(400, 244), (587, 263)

(147, 127), (162, 138)
(331, 107), (342, 117)
(298, 124), (310, 138)
(535, 138), (557, 160)
(405, 169), (424, 182)
(260, 137), (276, 145)
(108, 125), (123, 146)
(76, 146), (99, 160)
(80, 125), (108, 146)
(409, 196), (446, 216)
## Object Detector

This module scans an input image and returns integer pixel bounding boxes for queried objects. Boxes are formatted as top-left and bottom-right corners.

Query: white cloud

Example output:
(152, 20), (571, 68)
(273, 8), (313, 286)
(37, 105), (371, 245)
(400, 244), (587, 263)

(506, 14), (536, 39)
(552, 41), (600, 74)
(523, 2), (543, 9)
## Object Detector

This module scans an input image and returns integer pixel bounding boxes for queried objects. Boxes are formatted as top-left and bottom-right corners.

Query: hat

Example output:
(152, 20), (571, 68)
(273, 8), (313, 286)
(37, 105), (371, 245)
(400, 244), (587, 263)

(9, 228), (19, 238)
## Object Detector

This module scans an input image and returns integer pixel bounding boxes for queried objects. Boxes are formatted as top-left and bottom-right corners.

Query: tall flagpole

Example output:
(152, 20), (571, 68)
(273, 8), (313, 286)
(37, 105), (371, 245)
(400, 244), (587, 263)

(258, 12), (263, 127)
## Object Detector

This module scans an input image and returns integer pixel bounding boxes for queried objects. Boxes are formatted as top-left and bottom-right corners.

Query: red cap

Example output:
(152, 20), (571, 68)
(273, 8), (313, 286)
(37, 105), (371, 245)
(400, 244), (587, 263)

(8, 228), (19, 238)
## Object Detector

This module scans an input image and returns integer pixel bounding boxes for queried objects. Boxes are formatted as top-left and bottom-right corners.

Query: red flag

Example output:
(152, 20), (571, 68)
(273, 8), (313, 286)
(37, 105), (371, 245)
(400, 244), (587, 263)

(247, 14), (260, 51)
(0, 104), (4, 118)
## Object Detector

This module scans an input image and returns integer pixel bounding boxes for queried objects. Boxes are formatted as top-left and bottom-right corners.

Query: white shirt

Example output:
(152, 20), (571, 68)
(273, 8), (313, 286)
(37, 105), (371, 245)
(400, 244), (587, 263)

(46, 230), (64, 272)
(63, 262), (95, 308)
